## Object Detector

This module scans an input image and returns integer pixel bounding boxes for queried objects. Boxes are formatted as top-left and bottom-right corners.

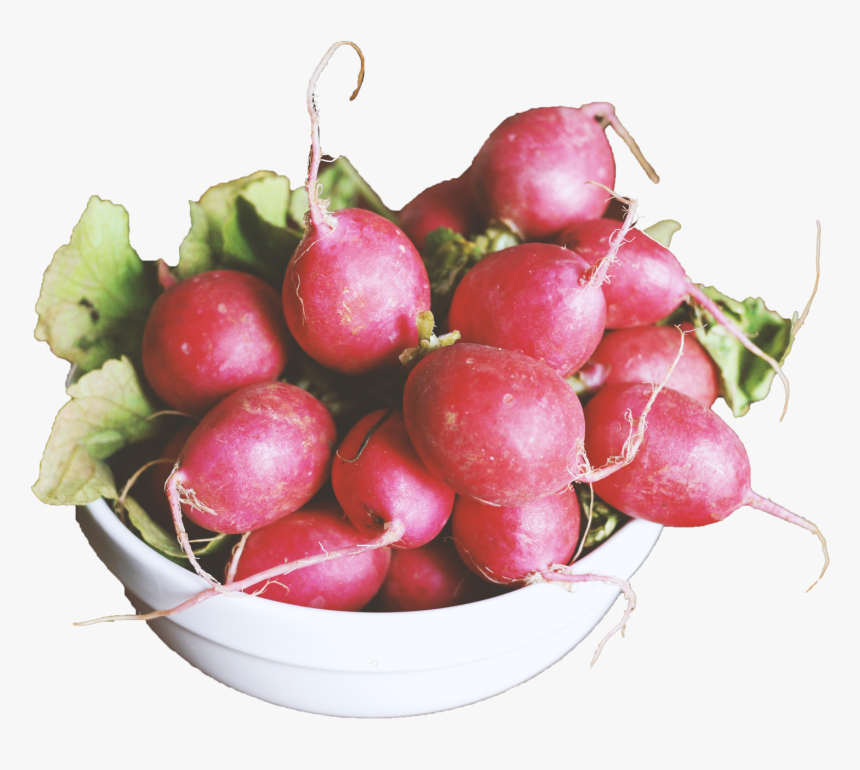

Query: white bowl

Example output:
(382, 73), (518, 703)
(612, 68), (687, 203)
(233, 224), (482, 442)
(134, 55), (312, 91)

(78, 498), (662, 717)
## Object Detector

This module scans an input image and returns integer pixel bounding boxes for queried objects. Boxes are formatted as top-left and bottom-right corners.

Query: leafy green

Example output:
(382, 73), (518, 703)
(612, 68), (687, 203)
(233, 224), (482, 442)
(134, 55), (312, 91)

(287, 156), (397, 226)
(123, 495), (235, 566)
(643, 219), (682, 248)
(176, 171), (302, 284)
(33, 357), (163, 505)
(422, 225), (520, 320)
(34, 196), (157, 371)
(575, 487), (630, 552)
(690, 285), (794, 417)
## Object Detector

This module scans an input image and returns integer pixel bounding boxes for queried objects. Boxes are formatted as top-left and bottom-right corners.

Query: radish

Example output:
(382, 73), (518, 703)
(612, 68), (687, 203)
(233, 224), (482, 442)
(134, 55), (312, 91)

(398, 171), (484, 251)
(470, 104), (658, 241)
(369, 534), (500, 612)
(331, 409), (456, 549)
(557, 213), (791, 417)
(446, 243), (607, 376)
(282, 42), (431, 375)
(142, 269), (291, 417)
(583, 383), (829, 588)
(580, 325), (720, 408)
(164, 381), (336, 585)
(451, 487), (636, 664)
(226, 500), (391, 611)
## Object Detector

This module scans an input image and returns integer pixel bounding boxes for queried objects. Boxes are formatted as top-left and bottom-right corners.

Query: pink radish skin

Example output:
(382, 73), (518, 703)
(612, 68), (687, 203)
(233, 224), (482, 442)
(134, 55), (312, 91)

(584, 384), (828, 586)
(142, 270), (291, 417)
(451, 487), (637, 664)
(398, 172), (484, 251)
(403, 343), (584, 505)
(583, 325), (720, 408)
(470, 104), (658, 241)
(370, 535), (500, 612)
(452, 488), (581, 586)
(166, 382), (336, 537)
(558, 218), (791, 415)
(332, 409), (456, 549)
(282, 42), (430, 375)
(228, 500), (391, 611)
(447, 243), (607, 376)
(558, 219), (689, 328)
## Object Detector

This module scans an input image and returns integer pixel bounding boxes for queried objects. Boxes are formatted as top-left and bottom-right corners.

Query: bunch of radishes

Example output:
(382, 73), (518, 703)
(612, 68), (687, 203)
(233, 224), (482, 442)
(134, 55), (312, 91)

(38, 41), (827, 665)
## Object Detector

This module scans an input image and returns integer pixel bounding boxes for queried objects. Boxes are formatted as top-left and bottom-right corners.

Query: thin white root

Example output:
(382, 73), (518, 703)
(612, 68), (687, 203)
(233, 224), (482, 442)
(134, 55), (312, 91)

(115, 458), (174, 522)
(571, 483), (595, 563)
(531, 567), (637, 666)
(792, 221), (822, 337)
(225, 532), (251, 585)
(580, 183), (638, 289)
(572, 326), (687, 483)
(167, 475), (223, 590)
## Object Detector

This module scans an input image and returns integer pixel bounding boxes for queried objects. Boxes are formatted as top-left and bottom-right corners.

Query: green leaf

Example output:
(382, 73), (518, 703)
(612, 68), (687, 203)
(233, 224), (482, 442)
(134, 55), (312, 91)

(422, 225), (520, 321)
(177, 171), (302, 284)
(575, 487), (630, 552)
(34, 196), (157, 371)
(33, 357), (163, 505)
(287, 156), (397, 227)
(643, 219), (682, 248)
(123, 495), (235, 566)
(690, 285), (794, 417)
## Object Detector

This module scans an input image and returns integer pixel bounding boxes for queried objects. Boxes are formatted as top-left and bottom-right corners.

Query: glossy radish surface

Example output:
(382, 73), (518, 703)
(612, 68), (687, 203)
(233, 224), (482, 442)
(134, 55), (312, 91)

(403, 343), (583, 505)
(142, 270), (291, 416)
(229, 500), (391, 611)
(332, 409), (455, 549)
(447, 243), (606, 376)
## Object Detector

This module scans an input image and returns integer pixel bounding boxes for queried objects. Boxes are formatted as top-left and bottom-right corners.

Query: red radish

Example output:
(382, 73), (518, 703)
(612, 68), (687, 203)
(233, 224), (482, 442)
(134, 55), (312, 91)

(581, 325), (720, 408)
(164, 381), (336, 584)
(282, 42), (430, 375)
(142, 270), (291, 417)
(398, 171), (484, 251)
(227, 500), (391, 611)
(332, 409), (455, 549)
(447, 243), (607, 376)
(557, 215), (791, 417)
(470, 104), (658, 241)
(403, 343), (583, 505)
(451, 487), (636, 664)
(583, 383), (829, 588)
(369, 535), (500, 612)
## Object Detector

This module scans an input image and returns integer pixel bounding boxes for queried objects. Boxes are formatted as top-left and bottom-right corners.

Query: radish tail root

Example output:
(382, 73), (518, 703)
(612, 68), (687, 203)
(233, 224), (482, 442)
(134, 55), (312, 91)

(115, 458), (174, 523)
(225, 531), (251, 584)
(532, 568), (637, 666)
(306, 41), (365, 230)
(582, 102), (660, 183)
(73, 520), (406, 626)
(792, 221), (822, 337)
(747, 492), (829, 592)
(571, 483), (595, 563)
(165, 472), (223, 589)
(581, 185), (638, 289)
(686, 282), (790, 421)
(573, 326), (687, 483)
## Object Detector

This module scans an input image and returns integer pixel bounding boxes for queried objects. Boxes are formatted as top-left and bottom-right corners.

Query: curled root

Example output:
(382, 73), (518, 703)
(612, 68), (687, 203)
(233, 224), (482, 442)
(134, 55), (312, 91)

(529, 567), (637, 666)
(571, 326), (688, 483)
(225, 531), (251, 585)
(792, 221), (822, 337)
(747, 492), (829, 591)
(73, 520), (406, 626)
(166, 474), (223, 590)
(114, 458), (174, 523)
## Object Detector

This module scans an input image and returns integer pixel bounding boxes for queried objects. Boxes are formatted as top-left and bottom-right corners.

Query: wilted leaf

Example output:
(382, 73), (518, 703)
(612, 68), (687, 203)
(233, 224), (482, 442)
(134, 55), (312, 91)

(643, 219), (682, 248)
(34, 197), (156, 371)
(33, 357), (163, 505)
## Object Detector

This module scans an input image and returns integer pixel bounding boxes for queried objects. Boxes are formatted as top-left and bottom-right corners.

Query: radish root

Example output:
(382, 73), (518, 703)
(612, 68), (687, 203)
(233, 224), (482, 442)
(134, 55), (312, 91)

(792, 221), (822, 337)
(306, 41), (365, 230)
(74, 520), (406, 626)
(747, 492), (829, 592)
(528, 567), (637, 666)
(165, 473), (223, 590)
(225, 531), (251, 584)
(582, 102), (660, 183)
(115, 458), (174, 523)
(580, 183), (638, 289)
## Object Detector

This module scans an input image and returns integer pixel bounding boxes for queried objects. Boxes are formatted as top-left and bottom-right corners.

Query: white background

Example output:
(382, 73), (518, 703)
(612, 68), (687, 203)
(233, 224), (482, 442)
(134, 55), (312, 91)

(3, 1), (857, 768)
